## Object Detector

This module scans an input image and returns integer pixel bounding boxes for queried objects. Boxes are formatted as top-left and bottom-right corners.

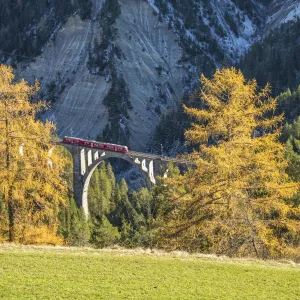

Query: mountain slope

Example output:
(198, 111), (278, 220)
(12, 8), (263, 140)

(0, 0), (92, 63)
(266, 0), (300, 32)
(241, 0), (300, 96)
(114, 0), (185, 149)
(151, 0), (300, 154)
(2, 0), (300, 151)
(18, 0), (186, 150)
(18, 13), (111, 140)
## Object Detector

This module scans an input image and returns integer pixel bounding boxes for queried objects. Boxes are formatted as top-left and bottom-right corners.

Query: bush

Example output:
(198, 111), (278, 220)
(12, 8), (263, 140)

(22, 225), (64, 246)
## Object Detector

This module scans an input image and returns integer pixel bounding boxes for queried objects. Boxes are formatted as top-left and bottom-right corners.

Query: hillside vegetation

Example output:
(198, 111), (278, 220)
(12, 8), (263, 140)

(0, 244), (299, 299)
(0, 66), (299, 262)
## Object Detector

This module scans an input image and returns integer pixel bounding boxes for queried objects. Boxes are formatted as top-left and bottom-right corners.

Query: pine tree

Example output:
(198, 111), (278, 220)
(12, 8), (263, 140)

(68, 206), (91, 246)
(89, 162), (114, 219)
(165, 68), (300, 259)
(88, 167), (103, 218)
(106, 163), (116, 210)
(280, 117), (300, 208)
(90, 215), (120, 248)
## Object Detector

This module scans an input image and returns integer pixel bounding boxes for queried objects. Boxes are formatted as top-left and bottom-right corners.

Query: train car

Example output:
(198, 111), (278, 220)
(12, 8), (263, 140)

(93, 142), (105, 150)
(102, 143), (128, 153)
(62, 137), (84, 145)
(62, 137), (128, 153)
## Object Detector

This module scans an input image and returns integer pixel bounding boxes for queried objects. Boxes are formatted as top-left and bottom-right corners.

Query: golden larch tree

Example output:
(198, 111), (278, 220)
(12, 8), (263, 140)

(165, 68), (300, 259)
(0, 65), (67, 244)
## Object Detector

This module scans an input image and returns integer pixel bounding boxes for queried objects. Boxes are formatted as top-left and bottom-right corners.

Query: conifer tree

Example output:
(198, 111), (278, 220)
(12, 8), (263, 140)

(0, 65), (67, 243)
(106, 162), (116, 210)
(90, 215), (120, 248)
(280, 117), (300, 208)
(165, 68), (300, 259)
(88, 167), (103, 218)
(89, 162), (114, 219)
(69, 205), (91, 246)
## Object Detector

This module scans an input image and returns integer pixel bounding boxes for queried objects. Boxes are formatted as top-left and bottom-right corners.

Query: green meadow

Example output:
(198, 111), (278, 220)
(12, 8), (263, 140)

(0, 244), (299, 299)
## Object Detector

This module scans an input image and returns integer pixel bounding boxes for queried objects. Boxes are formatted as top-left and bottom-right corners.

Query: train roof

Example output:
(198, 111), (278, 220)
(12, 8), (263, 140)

(63, 137), (128, 148)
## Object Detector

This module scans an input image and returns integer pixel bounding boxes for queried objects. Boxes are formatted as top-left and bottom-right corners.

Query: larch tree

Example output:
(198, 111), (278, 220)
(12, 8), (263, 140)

(0, 65), (67, 244)
(165, 68), (300, 259)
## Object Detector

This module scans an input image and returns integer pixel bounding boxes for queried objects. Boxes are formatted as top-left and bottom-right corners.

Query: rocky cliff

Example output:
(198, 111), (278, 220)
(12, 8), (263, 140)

(17, 0), (186, 150)
(1, 0), (300, 151)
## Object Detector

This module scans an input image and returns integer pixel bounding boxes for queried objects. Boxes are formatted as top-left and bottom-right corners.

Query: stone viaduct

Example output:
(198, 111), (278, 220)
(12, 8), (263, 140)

(56, 140), (189, 217)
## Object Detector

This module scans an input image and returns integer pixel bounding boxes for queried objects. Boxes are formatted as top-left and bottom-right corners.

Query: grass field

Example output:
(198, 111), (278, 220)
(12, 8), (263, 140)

(0, 244), (299, 299)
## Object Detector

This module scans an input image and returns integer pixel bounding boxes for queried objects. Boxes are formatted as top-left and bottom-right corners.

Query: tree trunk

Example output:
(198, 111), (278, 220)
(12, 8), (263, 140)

(5, 103), (15, 242)
(7, 197), (15, 242)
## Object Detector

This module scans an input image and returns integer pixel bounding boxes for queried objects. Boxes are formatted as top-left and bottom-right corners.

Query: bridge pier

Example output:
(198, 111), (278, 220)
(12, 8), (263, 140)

(64, 145), (85, 209)
(59, 144), (171, 217)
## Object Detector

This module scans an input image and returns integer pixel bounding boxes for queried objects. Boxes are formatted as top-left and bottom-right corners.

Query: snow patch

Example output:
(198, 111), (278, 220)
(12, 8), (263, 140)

(146, 0), (160, 14)
(266, 1), (300, 32)
(279, 4), (300, 24)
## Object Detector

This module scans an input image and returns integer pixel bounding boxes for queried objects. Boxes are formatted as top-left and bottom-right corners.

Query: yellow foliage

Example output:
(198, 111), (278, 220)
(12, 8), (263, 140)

(165, 68), (300, 260)
(0, 210), (8, 242)
(22, 225), (64, 246)
(0, 64), (68, 243)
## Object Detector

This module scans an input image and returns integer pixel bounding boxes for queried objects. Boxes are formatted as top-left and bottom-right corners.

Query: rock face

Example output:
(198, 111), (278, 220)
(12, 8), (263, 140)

(19, 0), (185, 151)
(266, 0), (300, 32)
(20, 14), (110, 140)
(19, 1), (109, 142)
(115, 0), (185, 150)
(16, 0), (300, 151)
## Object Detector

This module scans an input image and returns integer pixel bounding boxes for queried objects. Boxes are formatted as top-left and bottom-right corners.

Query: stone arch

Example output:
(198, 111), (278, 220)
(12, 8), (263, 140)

(52, 143), (161, 217)
(27, 141), (182, 219)
(81, 152), (153, 217)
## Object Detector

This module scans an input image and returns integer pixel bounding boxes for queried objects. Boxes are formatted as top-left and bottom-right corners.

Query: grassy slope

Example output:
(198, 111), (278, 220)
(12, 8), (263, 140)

(0, 245), (299, 300)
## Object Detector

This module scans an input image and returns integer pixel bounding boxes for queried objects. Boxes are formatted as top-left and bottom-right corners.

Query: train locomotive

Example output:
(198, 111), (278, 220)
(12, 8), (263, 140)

(62, 137), (128, 153)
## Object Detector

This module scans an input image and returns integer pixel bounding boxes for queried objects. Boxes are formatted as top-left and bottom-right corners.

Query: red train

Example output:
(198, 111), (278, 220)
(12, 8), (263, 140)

(62, 137), (128, 153)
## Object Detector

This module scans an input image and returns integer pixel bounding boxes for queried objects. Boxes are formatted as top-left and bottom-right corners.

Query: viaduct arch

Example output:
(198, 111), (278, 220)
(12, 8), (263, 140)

(58, 142), (173, 217)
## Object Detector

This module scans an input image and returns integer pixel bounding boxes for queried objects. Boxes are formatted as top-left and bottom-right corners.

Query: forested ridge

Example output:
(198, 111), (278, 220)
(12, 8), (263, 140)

(0, 0), (91, 64)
